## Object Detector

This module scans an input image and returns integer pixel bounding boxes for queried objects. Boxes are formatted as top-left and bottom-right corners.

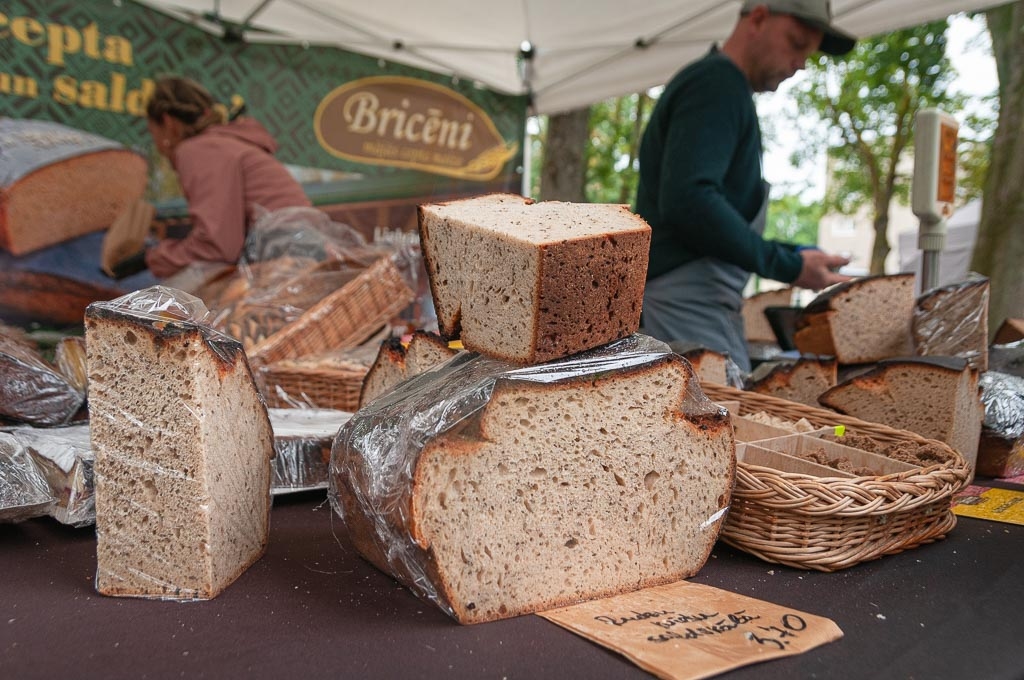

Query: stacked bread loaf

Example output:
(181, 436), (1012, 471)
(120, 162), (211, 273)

(0, 119), (148, 255)
(86, 287), (274, 600)
(332, 194), (736, 624)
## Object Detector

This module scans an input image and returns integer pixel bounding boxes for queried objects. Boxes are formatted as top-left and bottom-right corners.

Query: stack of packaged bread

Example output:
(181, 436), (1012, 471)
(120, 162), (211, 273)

(330, 194), (737, 624)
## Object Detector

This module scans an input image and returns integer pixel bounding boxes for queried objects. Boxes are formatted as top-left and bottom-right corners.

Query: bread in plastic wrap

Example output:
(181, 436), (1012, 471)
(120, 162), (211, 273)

(85, 286), (274, 600)
(913, 275), (989, 371)
(4, 424), (93, 526)
(0, 432), (56, 523)
(329, 334), (736, 624)
(977, 372), (1024, 479)
(269, 408), (351, 494)
(0, 323), (84, 426)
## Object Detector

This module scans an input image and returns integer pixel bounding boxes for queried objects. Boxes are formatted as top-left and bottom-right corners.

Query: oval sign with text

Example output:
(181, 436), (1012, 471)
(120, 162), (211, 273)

(314, 76), (517, 182)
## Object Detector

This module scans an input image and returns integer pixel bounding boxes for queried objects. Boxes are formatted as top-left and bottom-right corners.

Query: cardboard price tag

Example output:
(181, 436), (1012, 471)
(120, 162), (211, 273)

(538, 581), (842, 680)
(953, 485), (1024, 525)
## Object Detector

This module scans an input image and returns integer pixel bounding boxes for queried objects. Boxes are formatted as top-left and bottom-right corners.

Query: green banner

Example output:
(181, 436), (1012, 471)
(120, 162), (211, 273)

(0, 0), (527, 199)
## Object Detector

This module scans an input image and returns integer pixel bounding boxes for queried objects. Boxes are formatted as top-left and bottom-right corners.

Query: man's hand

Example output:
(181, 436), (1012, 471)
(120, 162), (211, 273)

(793, 248), (852, 291)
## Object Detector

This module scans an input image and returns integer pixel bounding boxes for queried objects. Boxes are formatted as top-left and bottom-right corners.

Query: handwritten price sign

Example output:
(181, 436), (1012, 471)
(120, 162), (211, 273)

(539, 581), (843, 680)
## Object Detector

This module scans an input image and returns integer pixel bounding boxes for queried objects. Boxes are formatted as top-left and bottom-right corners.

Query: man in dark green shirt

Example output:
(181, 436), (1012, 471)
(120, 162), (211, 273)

(636, 0), (856, 370)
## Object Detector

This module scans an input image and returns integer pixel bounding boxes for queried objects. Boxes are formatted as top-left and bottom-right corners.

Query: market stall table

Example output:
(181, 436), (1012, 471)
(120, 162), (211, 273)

(2, 489), (1022, 680)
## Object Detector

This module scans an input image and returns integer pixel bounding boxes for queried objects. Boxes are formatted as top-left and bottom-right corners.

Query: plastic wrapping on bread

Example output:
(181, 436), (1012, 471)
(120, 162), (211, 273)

(86, 286), (274, 600)
(977, 372), (1024, 478)
(0, 325), (85, 427)
(268, 407), (351, 494)
(329, 334), (736, 624)
(0, 432), (57, 523)
(912, 275), (990, 371)
(2, 424), (94, 527)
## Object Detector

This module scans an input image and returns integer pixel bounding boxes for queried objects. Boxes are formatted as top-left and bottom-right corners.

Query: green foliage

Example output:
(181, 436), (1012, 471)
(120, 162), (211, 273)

(765, 194), (822, 245)
(792, 20), (965, 217)
(584, 92), (655, 204)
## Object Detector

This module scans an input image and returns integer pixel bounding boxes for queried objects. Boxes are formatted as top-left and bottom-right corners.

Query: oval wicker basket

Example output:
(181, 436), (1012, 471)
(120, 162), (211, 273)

(702, 384), (972, 572)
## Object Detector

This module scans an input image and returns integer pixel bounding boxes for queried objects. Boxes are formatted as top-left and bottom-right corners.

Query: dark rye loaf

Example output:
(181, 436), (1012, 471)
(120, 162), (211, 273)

(330, 336), (735, 624)
(85, 288), (274, 600)
(794, 273), (915, 364)
(359, 330), (458, 408)
(418, 193), (651, 364)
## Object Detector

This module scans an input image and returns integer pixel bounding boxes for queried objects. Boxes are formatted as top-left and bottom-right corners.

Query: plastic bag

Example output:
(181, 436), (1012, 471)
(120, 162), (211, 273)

(0, 324), (84, 426)
(0, 432), (56, 523)
(977, 371), (1024, 478)
(913, 275), (990, 370)
(4, 424), (94, 527)
(329, 334), (734, 622)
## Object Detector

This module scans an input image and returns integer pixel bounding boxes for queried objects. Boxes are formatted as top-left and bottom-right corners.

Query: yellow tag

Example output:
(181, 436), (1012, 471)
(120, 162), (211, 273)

(448, 339), (464, 350)
(953, 486), (1024, 526)
(833, 425), (846, 437)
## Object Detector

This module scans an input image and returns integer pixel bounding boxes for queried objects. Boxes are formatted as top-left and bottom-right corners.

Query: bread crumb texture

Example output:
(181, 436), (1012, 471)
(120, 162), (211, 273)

(419, 194), (651, 363)
(331, 336), (735, 624)
(86, 300), (273, 601)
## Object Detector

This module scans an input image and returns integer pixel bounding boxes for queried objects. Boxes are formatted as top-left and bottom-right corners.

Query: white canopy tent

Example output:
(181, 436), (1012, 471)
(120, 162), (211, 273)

(137, 0), (1003, 114)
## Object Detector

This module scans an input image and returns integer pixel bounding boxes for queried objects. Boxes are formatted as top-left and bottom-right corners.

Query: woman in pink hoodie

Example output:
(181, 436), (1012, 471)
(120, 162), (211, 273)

(144, 76), (311, 278)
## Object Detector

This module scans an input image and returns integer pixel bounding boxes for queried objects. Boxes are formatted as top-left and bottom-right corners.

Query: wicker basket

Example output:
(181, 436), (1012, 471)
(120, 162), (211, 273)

(701, 384), (972, 572)
(249, 256), (413, 367)
(258, 363), (367, 411)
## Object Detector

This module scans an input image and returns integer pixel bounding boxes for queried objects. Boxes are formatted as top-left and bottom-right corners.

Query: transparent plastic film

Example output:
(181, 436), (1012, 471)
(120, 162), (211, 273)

(329, 334), (735, 622)
(913, 275), (990, 370)
(268, 408), (351, 494)
(980, 372), (1024, 442)
(3, 424), (94, 527)
(0, 432), (57, 523)
(85, 286), (273, 601)
(0, 326), (85, 426)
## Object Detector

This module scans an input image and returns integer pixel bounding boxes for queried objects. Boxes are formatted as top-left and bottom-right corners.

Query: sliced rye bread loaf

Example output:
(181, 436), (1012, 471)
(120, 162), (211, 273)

(913, 276), (989, 371)
(818, 356), (983, 477)
(742, 287), (795, 343)
(331, 336), (735, 624)
(746, 356), (838, 407)
(794, 273), (915, 364)
(85, 288), (274, 600)
(418, 193), (651, 364)
(359, 331), (458, 408)
(668, 342), (732, 386)
(0, 119), (148, 255)
(994, 318), (1024, 345)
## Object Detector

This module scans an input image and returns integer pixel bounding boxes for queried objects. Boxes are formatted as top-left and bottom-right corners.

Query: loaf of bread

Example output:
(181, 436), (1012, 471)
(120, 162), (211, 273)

(359, 331), (459, 407)
(331, 335), (736, 624)
(85, 286), (274, 599)
(0, 322), (85, 426)
(975, 372), (1024, 478)
(418, 193), (651, 363)
(794, 273), (915, 364)
(746, 356), (838, 407)
(913, 276), (989, 371)
(0, 119), (148, 255)
(668, 342), (733, 386)
(742, 287), (794, 343)
(994, 318), (1024, 345)
(269, 407), (351, 493)
(818, 357), (983, 477)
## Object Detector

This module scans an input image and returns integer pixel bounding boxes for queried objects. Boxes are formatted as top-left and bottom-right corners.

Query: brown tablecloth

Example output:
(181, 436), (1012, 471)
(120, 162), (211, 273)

(2, 490), (1022, 680)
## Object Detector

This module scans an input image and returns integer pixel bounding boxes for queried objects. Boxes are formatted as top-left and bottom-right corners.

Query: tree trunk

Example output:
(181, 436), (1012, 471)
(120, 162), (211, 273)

(973, 2), (1024, 336)
(620, 93), (648, 205)
(870, 208), (891, 275)
(540, 107), (589, 202)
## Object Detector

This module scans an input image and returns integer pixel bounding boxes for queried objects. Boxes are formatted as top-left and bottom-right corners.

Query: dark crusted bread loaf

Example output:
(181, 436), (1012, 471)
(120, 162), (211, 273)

(359, 331), (458, 407)
(668, 342), (732, 386)
(86, 287), (274, 600)
(794, 273), (915, 364)
(418, 193), (651, 364)
(331, 335), (735, 624)
(742, 287), (794, 343)
(746, 356), (838, 407)
(818, 357), (983, 478)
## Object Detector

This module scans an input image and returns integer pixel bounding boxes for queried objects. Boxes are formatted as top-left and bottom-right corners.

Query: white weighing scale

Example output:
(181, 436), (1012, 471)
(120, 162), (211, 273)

(911, 108), (959, 293)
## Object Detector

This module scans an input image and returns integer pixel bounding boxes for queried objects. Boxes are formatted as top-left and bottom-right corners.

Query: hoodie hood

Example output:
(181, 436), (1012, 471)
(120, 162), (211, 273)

(204, 117), (278, 154)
